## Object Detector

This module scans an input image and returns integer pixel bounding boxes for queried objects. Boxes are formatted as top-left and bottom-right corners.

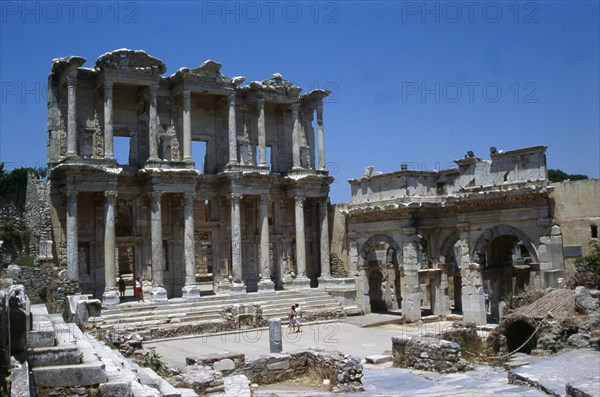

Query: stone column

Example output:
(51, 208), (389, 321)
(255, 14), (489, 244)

(457, 226), (487, 325)
(291, 103), (301, 170)
(348, 232), (359, 276)
(148, 82), (159, 161)
(103, 78), (114, 160)
(257, 98), (267, 166)
(230, 193), (245, 293)
(66, 191), (79, 281)
(182, 88), (192, 161)
(66, 75), (78, 157)
(294, 195), (310, 288)
(227, 93), (238, 166)
(102, 191), (119, 305)
(182, 192), (200, 300)
(150, 192), (167, 302)
(400, 228), (422, 322)
(316, 103), (326, 170)
(257, 195), (274, 291)
(318, 197), (331, 285)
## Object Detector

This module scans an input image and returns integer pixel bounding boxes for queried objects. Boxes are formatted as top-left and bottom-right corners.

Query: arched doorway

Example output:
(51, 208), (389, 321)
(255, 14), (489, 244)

(473, 225), (539, 321)
(360, 235), (402, 312)
(439, 232), (462, 314)
(368, 268), (386, 312)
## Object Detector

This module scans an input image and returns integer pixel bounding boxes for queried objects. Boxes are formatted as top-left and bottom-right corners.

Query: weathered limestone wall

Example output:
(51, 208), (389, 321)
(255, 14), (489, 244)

(550, 180), (600, 279)
(330, 203), (348, 274)
(392, 336), (473, 373)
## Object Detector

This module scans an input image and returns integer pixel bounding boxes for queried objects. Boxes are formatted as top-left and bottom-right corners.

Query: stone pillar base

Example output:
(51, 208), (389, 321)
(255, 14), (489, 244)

(317, 275), (334, 287)
(257, 280), (275, 292)
(102, 289), (120, 306)
(182, 285), (201, 301)
(150, 287), (168, 303)
(230, 282), (247, 295)
(401, 292), (422, 323)
(218, 278), (231, 294)
(293, 277), (311, 289)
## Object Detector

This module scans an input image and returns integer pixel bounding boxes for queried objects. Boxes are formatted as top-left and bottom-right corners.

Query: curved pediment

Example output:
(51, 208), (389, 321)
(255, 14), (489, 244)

(95, 49), (166, 75)
(170, 60), (245, 87)
(51, 56), (86, 74)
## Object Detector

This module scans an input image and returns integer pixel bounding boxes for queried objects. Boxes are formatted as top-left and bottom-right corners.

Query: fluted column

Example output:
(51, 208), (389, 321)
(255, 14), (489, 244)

(148, 82), (159, 161)
(150, 191), (168, 302)
(318, 197), (331, 283)
(66, 191), (78, 280)
(102, 191), (119, 305)
(230, 193), (245, 293)
(316, 103), (326, 170)
(103, 78), (114, 160)
(258, 195), (274, 291)
(182, 88), (192, 161)
(227, 93), (238, 165)
(182, 192), (200, 300)
(66, 75), (78, 157)
(291, 103), (301, 169)
(294, 195), (310, 288)
(257, 98), (266, 166)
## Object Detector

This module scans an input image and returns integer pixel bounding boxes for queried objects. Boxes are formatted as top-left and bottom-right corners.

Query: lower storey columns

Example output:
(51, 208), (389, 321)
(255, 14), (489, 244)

(66, 191), (79, 281)
(150, 191), (168, 302)
(182, 192), (201, 300)
(293, 195), (310, 288)
(102, 191), (120, 305)
(230, 193), (246, 293)
(257, 195), (274, 291)
(318, 196), (331, 286)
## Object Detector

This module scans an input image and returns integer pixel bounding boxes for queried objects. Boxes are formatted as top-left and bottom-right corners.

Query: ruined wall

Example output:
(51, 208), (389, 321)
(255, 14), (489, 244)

(24, 173), (53, 261)
(392, 336), (474, 373)
(330, 203), (348, 275)
(550, 179), (600, 279)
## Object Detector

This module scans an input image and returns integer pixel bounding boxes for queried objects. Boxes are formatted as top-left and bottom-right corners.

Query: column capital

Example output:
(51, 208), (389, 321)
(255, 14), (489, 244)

(290, 102), (300, 112)
(150, 191), (164, 201)
(230, 192), (243, 201)
(104, 190), (117, 201)
(400, 227), (417, 236)
(182, 87), (191, 99)
(66, 74), (77, 86)
(257, 97), (265, 107)
(457, 222), (470, 232)
(104, 77), (113, 89)
(228, 92), (236, 103)
(294, 195), (305, 206)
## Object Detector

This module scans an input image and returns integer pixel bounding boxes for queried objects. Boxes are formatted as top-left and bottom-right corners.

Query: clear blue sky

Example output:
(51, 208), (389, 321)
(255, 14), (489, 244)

(1, 1), (598, 203)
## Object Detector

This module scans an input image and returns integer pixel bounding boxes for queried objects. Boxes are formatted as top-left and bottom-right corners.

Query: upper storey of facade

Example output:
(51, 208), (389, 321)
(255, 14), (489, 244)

(348, 146), (548, 208)
(46, 49), (330, 176)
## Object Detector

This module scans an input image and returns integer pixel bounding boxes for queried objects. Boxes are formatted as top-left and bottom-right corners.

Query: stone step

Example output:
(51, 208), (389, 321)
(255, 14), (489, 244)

(103, 289), (332, 314)
(101, 295), (339, 323)
(29, 345), (82, 367)
(32, 362), (107, 387)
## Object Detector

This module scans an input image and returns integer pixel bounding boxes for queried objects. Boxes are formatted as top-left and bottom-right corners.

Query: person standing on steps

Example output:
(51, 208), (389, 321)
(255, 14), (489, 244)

(294, 303), (303, 333)
(118, 276), (126, 298)
(135, 275), (144, 302)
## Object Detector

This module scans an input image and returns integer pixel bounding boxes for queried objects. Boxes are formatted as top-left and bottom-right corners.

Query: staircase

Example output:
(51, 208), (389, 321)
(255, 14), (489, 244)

(95, 288), (346, 340)
(29, 303), (183, 396)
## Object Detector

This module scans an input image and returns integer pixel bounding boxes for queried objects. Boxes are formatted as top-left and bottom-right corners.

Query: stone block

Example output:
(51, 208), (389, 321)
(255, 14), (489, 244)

(213, 358), (235, 372)
(29, 345), (82, 367)
(32, 362), (107, 387)
(365, 355), (392, 364)
(159, 379), (182, 397)
(176, 389), (198, 397)
(138, 367), (161, 388)
(266, 359), (289, 371)
(10, 359), (29, 397)
(67, 295), (88, 321)
(99, 381), (131, 397)
(28, 330), (55, 348)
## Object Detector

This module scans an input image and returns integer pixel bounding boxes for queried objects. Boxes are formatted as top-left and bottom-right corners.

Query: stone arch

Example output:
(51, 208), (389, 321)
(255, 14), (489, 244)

(438, 230), (462, 313)
(439, 231), (460, 263)
(360, 234), (401, 260)
(471, 225), (539, 263)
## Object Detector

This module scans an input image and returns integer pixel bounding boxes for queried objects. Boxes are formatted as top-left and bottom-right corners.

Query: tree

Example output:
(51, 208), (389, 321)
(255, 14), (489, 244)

(548, 169), (589, 183)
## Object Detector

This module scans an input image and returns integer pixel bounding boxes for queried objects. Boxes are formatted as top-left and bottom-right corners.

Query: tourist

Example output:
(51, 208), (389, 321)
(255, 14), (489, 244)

(118, 276), (126, 298)
(484, 289), (490, 312)
(288, 305), (297, 333)
(294, 303), (303, 333)
(135, 276), (144, 302)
